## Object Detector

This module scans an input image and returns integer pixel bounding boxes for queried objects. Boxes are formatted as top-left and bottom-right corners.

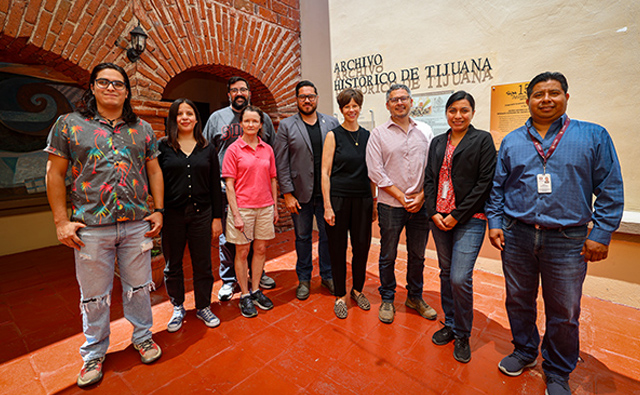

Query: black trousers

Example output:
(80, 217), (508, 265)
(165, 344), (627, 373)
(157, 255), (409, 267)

(162, 204), (214, 310)
(325, 196), (373, 297)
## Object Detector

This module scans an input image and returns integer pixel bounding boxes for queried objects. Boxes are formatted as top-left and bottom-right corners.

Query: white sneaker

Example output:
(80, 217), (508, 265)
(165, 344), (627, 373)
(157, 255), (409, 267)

(218, 282), (235, 301)
(167, 305), (186, 333)
(259, 273), (276, 289)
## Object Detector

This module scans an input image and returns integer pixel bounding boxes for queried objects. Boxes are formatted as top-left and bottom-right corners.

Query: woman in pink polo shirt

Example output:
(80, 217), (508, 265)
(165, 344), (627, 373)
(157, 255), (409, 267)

(222, 105), (279, 318)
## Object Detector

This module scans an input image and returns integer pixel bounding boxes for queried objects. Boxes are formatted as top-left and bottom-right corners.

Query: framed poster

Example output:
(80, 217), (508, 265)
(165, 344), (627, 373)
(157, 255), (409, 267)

(490, 82), (530, 147)
(410, 90), (453, 136)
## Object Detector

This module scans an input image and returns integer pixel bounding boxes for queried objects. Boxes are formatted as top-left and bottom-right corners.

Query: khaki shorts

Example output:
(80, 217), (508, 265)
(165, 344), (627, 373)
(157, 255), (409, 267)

(226, 205), (275, 245)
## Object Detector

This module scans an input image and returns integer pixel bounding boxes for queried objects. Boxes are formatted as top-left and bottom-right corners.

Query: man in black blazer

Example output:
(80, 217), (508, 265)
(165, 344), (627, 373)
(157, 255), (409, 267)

(274, 80), (340, 300)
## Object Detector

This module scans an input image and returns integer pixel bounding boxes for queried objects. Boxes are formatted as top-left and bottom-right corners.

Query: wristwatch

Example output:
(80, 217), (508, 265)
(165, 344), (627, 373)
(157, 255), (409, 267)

(154, 208), (165, 214)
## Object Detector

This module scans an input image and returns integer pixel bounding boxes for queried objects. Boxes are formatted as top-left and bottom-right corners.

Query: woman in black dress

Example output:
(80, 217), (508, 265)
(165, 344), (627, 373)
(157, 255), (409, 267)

(321, 88), (377, 319)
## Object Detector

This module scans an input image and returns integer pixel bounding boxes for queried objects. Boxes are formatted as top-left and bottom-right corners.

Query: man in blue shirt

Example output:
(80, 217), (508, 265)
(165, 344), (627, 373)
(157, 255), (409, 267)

(486, 72), (623, 395)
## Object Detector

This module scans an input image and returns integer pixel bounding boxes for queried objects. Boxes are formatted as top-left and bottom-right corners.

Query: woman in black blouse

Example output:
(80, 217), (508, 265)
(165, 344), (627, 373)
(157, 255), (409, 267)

(321, 88), (377, 319)
(158, 98), (223, 332)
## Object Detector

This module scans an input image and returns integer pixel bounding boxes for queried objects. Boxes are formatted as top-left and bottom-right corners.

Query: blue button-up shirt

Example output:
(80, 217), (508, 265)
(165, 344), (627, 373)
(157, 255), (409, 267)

(486, 114), (624, 245)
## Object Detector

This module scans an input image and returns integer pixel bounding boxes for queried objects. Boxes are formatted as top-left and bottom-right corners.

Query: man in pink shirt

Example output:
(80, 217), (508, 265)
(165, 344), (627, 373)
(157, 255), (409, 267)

(366, 83), (437, 324)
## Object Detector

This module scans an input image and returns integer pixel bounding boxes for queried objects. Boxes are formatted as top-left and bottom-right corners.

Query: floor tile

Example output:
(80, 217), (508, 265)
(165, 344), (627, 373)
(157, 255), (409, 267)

(228, 365), (304, 394)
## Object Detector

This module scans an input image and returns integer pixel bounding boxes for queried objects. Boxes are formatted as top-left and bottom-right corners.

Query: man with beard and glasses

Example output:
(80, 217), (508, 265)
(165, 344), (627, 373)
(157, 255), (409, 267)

(274, 80), (340, 300)
(203, 76), (276, 302)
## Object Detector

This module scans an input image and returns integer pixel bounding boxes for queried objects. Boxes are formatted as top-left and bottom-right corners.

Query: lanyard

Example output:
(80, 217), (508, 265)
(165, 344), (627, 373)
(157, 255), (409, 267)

(526, 117), (570, 173)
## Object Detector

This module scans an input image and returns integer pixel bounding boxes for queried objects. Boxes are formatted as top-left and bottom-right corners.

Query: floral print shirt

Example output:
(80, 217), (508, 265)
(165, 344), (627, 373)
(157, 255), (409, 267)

(45, 112), (159, 225)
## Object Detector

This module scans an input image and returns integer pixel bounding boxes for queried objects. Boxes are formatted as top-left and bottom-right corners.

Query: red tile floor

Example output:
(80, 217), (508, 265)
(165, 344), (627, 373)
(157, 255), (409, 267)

(1, 229), (639, 394)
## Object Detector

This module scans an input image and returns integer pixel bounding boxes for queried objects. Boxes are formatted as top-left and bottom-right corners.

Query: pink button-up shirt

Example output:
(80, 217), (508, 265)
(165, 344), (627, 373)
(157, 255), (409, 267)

(366, 118), (433, 207)
(222, 137), (277, 208)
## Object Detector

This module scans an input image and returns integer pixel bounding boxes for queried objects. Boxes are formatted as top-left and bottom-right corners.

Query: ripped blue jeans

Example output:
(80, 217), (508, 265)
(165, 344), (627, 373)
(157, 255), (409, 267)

(75, 221), (154, 361)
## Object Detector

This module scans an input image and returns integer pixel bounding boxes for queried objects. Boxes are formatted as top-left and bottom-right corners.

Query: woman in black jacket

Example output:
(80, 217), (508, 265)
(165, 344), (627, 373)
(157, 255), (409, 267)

(424, 91), (496, 363)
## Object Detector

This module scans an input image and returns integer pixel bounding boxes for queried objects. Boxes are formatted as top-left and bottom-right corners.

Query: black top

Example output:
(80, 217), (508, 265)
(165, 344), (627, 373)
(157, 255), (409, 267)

(304, 120), (323, 197)
(158, 139), (223, 218)
(423, 125), (496, 225)
(330, 125), (371, 197)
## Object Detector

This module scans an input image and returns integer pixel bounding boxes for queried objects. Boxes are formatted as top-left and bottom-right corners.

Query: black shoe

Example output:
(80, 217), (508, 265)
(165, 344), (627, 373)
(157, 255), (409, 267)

(453, 337), (471, 363)
(239, 295), (258, 318)
(545, 376), (570, 395)
(432, 322), (455, 345)
(251, 289), (274, 310)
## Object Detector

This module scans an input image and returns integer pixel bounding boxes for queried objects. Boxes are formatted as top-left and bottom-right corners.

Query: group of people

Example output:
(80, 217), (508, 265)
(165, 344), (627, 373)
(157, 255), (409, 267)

(45, 62), (623, 395)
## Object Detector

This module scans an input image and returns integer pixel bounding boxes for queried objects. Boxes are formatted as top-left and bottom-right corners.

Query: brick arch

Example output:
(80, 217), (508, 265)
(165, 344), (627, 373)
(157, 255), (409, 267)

(179, 64), (278, 116)
(0, 35), (90, 86)
(131, 1), (301, 114)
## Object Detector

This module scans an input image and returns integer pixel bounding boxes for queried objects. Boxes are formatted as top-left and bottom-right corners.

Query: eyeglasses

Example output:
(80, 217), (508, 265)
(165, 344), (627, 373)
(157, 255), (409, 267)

(388, 96), (410, 104)
(94, 78), (126, 91)
(230, 87), (249, 94)
(297, 94), (317, 102)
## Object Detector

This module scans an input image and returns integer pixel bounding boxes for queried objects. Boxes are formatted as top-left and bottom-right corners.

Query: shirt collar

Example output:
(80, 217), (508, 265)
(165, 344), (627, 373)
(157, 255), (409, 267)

(385, 116), (417, 132)
(525, 114), (568, 138)
(92, 114), (127, 128)
(237, 136), (265, 148)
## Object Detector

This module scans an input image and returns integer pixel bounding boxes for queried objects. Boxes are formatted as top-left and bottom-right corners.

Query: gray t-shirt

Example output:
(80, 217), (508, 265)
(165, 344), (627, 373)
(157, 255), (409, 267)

(202, 106), (275, 170)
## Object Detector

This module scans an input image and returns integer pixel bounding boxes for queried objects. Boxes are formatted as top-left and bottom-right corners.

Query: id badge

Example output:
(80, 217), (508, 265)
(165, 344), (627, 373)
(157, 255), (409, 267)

(440, 181), (450, 199)
(537, 173), (552, 194)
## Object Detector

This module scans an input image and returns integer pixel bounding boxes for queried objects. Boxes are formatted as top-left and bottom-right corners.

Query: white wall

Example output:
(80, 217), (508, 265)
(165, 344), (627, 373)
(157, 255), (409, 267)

(300, 0), (334, 116)
(329, 0), (640, 211)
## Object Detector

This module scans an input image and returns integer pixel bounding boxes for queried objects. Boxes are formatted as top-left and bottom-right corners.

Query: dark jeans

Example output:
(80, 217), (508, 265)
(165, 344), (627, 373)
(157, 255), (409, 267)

(162, 204), (214, 310)
(292, 195), (332, 282)
(377, 203), (429, 302)
(325, 196), (373, 297)
(430, 217), (486, 338)
(501, 216), (588, 380)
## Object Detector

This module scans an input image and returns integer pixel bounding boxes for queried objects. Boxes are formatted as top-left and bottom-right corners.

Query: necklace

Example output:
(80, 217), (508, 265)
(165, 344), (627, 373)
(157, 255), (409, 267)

(103, 117), (121, 127)
(347, 128), (360, 146)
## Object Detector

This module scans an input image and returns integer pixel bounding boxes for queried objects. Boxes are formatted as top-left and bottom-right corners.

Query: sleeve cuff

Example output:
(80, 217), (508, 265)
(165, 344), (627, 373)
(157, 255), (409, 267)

(587, 227), (612, 246)
(487, 217), (502, 230)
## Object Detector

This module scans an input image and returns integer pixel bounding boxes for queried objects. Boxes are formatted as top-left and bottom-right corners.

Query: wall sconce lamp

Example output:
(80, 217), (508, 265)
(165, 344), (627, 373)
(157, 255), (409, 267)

(126, 24), (148, 62)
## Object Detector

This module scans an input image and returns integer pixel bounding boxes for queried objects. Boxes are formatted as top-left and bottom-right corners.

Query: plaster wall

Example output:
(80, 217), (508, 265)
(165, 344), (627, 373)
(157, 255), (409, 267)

(328, 0), (640, 211)
(0, 212), (59, 256)
(300, 0), (334, 116)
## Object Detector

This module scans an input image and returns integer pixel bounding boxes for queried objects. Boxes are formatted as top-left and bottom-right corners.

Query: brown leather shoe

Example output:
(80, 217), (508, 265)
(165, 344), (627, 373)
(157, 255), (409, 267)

(321, 278), (335, 295)
(405, 297), (437, 320)
(296, 281), (310, 300)
(378, 301), (395, 323)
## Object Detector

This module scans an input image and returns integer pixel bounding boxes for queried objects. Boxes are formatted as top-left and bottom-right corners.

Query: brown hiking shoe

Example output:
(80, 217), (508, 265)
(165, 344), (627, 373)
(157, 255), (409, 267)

(77, 356), (105, 387)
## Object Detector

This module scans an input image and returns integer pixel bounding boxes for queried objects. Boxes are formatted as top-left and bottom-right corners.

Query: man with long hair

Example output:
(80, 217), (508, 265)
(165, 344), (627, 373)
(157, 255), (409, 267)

(45, 63), (164, 387)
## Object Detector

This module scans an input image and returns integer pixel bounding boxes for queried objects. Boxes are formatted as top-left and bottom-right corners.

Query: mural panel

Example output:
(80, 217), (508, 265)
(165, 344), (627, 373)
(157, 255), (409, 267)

(0, 63), (82, 214)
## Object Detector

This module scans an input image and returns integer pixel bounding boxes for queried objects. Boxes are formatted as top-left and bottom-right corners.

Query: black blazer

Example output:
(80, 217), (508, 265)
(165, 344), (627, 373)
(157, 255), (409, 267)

(424, 125), (496, 225)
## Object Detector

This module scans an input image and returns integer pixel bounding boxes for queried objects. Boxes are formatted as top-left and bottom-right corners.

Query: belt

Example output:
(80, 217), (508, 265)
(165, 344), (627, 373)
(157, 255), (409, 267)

(512, 217), (583, 232)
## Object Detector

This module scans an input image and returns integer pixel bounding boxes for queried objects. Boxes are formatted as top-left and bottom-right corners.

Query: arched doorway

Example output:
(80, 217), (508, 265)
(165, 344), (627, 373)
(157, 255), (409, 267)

(162, 65), (279, 124)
